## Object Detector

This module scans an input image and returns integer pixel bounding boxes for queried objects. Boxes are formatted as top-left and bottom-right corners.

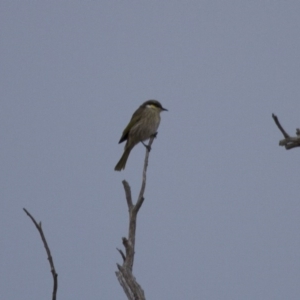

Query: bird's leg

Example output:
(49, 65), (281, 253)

(141, 141), (151, 152)
(141, 132), (158, 152)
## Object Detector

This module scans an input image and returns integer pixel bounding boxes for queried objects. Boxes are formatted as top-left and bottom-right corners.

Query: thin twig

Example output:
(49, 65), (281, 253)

(117, 248), (126, 262)
(23, 208), (58, 300)
(272, 114), (300, 150)
(272, 114), (290, 138)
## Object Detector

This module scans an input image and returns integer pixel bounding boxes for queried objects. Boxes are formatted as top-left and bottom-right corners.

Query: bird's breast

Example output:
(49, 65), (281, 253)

(130, 109), (161, 142)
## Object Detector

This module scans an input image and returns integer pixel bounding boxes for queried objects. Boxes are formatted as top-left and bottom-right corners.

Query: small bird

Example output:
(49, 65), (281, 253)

(114, 100), (168, 171)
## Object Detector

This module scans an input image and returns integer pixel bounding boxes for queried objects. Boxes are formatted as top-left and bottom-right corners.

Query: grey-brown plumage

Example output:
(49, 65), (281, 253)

(114, 100), (167, 171)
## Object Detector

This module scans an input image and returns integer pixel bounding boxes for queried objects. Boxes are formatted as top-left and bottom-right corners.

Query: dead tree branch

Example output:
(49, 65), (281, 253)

(272, 114), (300, 150)
(115, 134), (156, 300)
(23, 208), (58, 300)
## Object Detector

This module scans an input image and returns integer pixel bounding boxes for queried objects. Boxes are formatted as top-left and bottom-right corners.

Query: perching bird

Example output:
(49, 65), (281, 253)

(114, 100), (168, 171)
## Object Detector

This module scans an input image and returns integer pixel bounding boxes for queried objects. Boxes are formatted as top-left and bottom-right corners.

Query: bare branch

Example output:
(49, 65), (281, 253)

(272, 114), (300, 150)
(122, 180), (133, 210)
(116, 135), (157, 300)
(116, 264), (134, 300)
(136, 135), (155, 213)
(116, 264), (145, 300)
(23, 208), (58, 300)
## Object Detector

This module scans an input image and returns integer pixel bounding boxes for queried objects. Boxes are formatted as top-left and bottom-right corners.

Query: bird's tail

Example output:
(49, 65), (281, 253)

(114, 148), (131, 171)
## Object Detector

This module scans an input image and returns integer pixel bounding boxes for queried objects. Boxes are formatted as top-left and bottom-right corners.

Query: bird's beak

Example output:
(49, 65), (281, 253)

(162, 107), (168, 111)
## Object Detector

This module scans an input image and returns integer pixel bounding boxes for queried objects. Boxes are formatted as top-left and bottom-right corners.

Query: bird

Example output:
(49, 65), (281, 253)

(114, 100), (168, 171)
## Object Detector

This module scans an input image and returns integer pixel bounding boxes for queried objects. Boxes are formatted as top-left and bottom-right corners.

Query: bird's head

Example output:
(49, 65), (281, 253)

(142, 100), (168, 112)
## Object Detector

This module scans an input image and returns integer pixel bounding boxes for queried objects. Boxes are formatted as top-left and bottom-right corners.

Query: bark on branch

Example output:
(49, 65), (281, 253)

(272, 114), (300, 150)
(23, 208), (58, 300)
(115, 135), (157, 300)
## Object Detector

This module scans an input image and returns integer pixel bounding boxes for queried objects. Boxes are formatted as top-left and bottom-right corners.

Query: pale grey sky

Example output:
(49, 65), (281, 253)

(1, 1), (300, 299)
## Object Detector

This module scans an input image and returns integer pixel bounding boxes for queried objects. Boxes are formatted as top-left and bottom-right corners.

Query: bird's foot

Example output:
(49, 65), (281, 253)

(141, 133), (158, 151)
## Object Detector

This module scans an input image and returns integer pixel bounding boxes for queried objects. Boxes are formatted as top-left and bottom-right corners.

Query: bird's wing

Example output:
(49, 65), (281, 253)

(118, 106), (143, 144)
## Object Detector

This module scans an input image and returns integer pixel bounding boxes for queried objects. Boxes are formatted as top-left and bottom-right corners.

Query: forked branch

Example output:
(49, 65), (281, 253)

(272, 114), (300, 150)
(115, 134), (156, 300)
